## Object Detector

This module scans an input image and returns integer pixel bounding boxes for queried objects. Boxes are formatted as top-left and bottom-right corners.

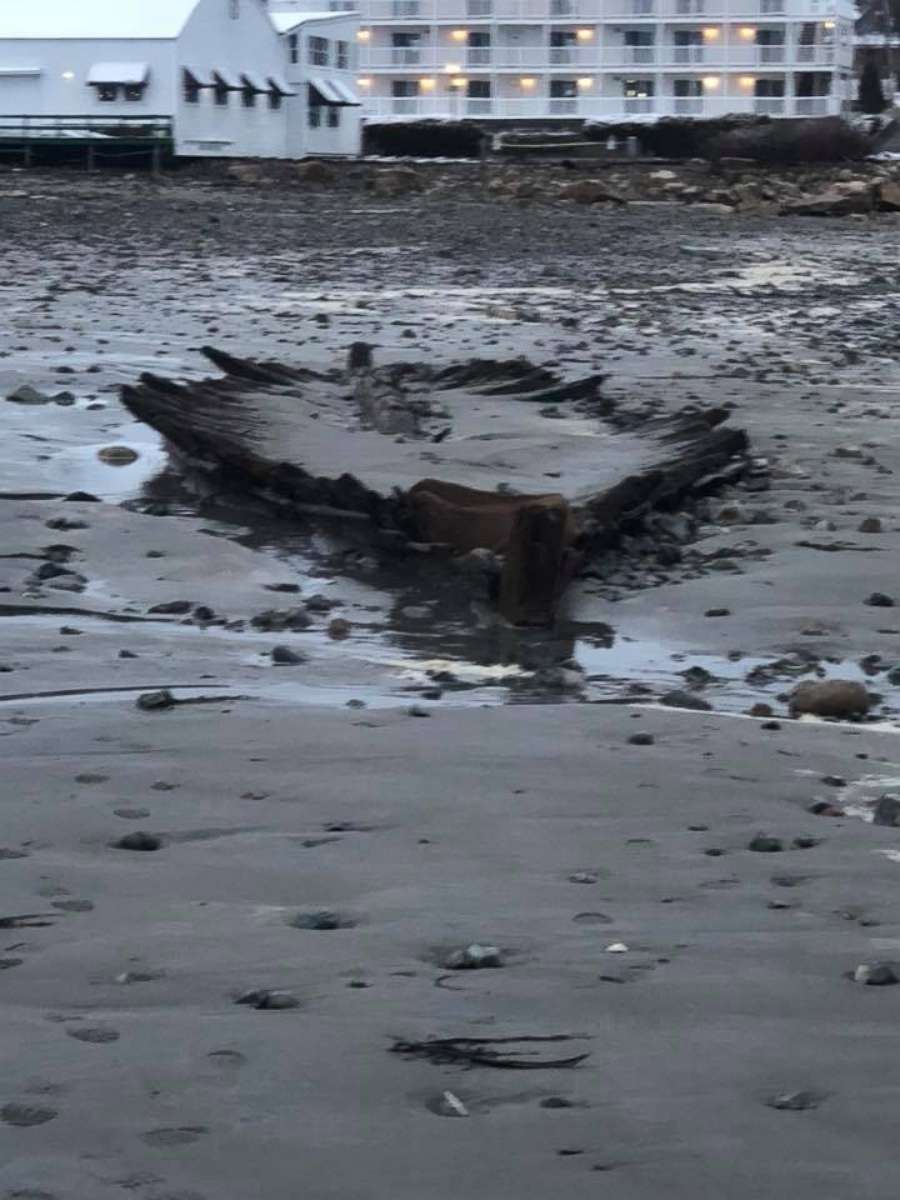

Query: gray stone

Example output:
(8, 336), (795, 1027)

(271, 644), (306, 665)
(748, 833), (784, 853)
(789, 680), (871, 720)
(136, 689), (176, 712)
(114, 832), (162, 852)
(444, 943), (503, 970)
(873, 794), (900, 827)
(853, 962), (898, 986)
(6, 384), (50, 405)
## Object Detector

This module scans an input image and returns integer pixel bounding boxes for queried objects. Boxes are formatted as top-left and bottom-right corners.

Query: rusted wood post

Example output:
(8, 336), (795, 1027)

(498, 499), (571, 627)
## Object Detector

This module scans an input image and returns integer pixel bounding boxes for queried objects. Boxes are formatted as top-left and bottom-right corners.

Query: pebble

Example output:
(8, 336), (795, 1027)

(858, 517), (882, 533)
(235, 988), (301, 1010)
(872, 794), (900, 827)
(148, 600), (192, 615)
(865, 592), (895, 608)
(113, 832), (162, 852)
(627, 732), (655, 746)
(290, 909), (350, 930)
(569, 872), (598, 884)
(660, 690), (712, 712)
(852, 962), (898, 986)
(136, 689), (176, 711)
(748, 833), (784, 853)
(271, 644), (306, 665)
(444, 943), (503, 970)
(704, 608), (731, 618)
(435, 1091), (469, 1118)
(766, 1090), (823, 1111)
(605, 943), (629, 954)
(327, 618), (352, 639)
(408, 705), (431, 718)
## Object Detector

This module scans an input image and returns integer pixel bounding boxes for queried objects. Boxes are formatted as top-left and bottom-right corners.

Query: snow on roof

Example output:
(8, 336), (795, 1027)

(0, 0), (201, 40)
(270, 11), (354, 33)
(87, 62), (150, 85)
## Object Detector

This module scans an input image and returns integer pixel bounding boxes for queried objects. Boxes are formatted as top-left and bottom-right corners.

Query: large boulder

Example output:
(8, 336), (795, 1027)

(781, 187), (876, 217)
(558, 178), (626, 206)
(789, 679), (872, 719)
(877, 180), (900, 211)
(296, 159), (337, 186)
(369, 167), (424, 198)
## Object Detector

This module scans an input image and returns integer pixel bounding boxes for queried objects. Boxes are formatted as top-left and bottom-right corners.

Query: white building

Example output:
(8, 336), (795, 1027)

(0, 0), (362, 159)
(350, 0), (858, 122)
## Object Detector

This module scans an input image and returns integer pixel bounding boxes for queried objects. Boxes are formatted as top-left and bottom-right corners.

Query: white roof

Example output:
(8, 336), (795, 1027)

(0, 0), (201, 39)
(212, 67), (243, 89)
(270, 11), (353, 33)
(269, 73), (297, 95)
(309, 76), (360, 105)
(241, 71), (269, 92)
(87, 62), (150, 85)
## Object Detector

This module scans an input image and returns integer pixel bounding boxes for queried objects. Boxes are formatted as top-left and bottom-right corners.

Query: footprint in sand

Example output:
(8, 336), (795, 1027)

(65, 1026), (120, 1044)
(142, 1127), (208, 1147)
(1, 1104), (58, 1127)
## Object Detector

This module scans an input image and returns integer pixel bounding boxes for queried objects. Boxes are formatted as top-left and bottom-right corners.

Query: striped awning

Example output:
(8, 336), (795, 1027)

(212, 68), (243, 90)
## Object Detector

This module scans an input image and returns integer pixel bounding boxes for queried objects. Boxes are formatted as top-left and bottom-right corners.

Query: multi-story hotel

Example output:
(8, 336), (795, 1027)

(271, 0), (857, 124)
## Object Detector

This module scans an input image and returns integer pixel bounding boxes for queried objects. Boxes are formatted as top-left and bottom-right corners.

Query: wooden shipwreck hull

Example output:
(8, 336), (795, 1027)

(121, 346), (748, 626)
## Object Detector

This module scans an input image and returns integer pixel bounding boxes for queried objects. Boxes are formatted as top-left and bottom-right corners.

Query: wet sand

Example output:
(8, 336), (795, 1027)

(2, 168), (900, 1197)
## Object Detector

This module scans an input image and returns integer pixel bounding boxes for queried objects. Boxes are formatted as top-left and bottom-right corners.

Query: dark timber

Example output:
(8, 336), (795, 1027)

(121, 347), (748, 626)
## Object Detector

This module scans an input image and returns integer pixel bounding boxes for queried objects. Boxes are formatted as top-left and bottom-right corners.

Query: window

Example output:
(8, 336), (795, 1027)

(309, 105), (322, 127)
(309, 36), (329, 67)
(760, 0), (784, 12)
(673, 77), (703, 112)
(97, 84), (118, 101)
(214, 79), (229, 106)
(467, 0), (492, 13)
(549, 77), (577, 113)
(549, 0), (573, 12)
(392, 78), (419, 112)
(124, 83), (145, 101)
(288, 34), (298, 64)
(630, 0), (654, 13)
(675, 0), (704, 11)
(754, 77), (784, 96)
(336, 40), (349, 69)
(467, 78), (491, 113)
(393, 0), (420, 14)
(183, 70), (201, 103)
(674, 29), (704, 63)
(624, 77), (654, 97)
(550, 29), (577, 64)
(392, 32), (421, 64)
(269, 90), (282, 110)
(625, 28), (655, 62)
(327, 106), (341, 126)
(468, 30), (491, 65)
(242, 85), (256, 107)
(674, 78), (703, 96)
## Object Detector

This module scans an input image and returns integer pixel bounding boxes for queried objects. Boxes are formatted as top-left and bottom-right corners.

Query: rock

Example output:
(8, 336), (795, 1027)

(569, 872), (598, 884)
(627, 732), (655, 746)
(289, 910), (349, 930)
(782, 188), (875, 217)
(749, 703), (774, 718)
(793, 835), (818, 849)
(649, 169), (678, 182)
(748, 833), (784, 853)
(852, 962), (898, 986)
(605, 942), (629, 953)
(235, 988), (301, 1010)
(327, 617), (351, 639)
(136, 689), (176, 712)
(705, 608), (731, 618)
(271, 644), (306, 665)
(444, 943), (503, 970)
(821, 775), (845, 787)
(6, 383), (50, 404)
(296, 159), (336, 186)
(866, 592), (894, 607)
(878, 180), (900, 211)
(872, 794), (900, 827)
(114, 832), (162, 852)
(407, 704), (431, 718)
(558, 179), (626, 206)
(808, 801), (844, 817)
(251, 607), (312, 632)
(541, 1097), (575, 1109)
(226, 162), (268, 185)
(118, 649), (138, 659)
(65, 491), (100, 502)
(97, 446), (139, 466)
(789, 680), (871, 720)
(305, 593), (339, 613)
(766, 1090), (823, 1111)
(370, 167), (424, 198)
(148, 600), (192, 615)
(54, 390), (76, 405)
(660, 690), (712, 712)
(858, 517), (882, 533)
(46, 516), (88, 531)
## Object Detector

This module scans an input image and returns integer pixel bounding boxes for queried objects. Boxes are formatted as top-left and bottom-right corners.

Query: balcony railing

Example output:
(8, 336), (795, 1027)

(360, 0), (843, 20)
(363, 93), (840, 119)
